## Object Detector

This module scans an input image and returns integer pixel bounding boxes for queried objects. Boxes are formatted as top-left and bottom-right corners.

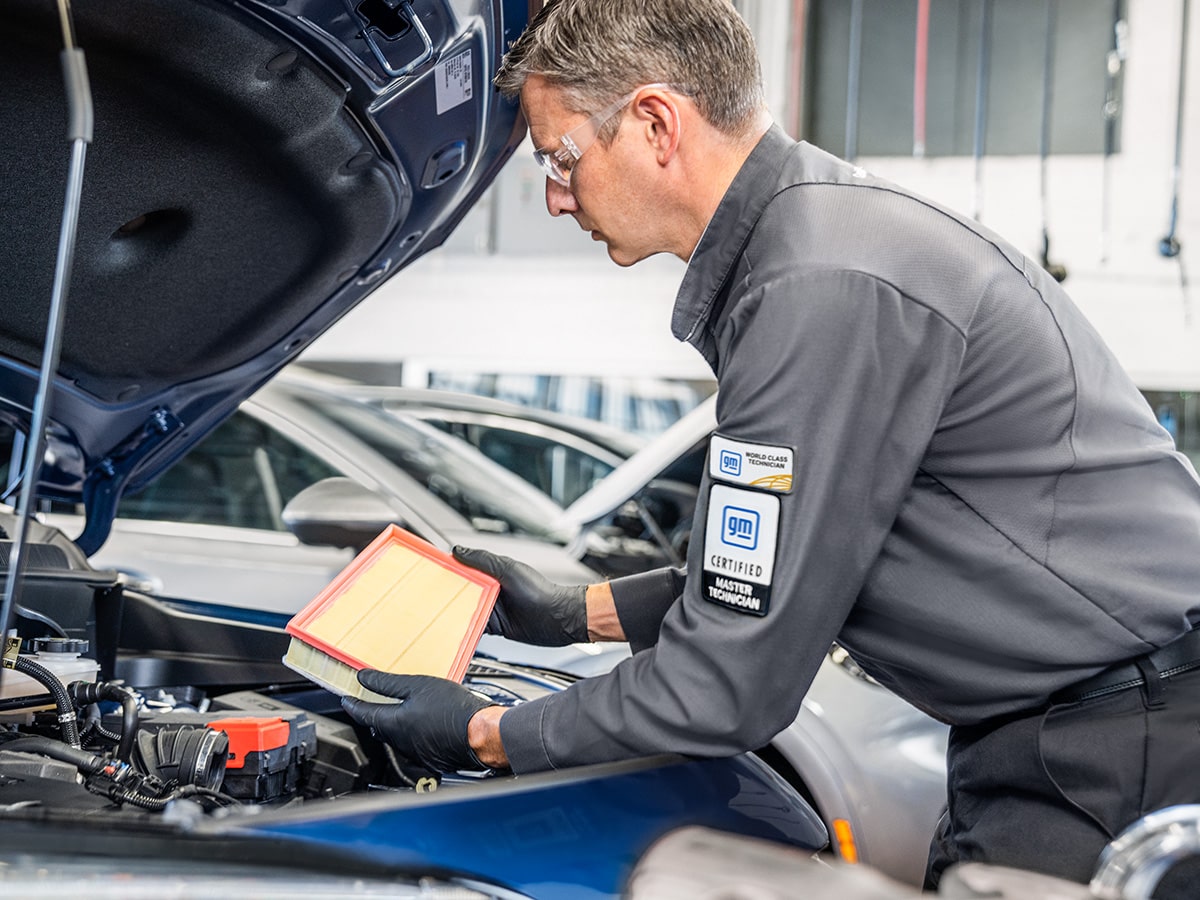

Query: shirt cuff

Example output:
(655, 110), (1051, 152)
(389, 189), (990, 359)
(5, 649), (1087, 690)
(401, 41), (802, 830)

(498, 694), (555, 773)
(611, 567), (685, 653)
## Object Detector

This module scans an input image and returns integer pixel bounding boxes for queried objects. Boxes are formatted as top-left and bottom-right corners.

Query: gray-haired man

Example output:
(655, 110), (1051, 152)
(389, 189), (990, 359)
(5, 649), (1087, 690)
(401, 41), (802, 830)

(344, 2), (1200, 893)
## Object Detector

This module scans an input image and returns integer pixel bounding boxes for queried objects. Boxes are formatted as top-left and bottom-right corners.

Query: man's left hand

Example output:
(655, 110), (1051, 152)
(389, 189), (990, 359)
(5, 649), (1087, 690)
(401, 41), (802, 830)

(341, 670), (493, 773)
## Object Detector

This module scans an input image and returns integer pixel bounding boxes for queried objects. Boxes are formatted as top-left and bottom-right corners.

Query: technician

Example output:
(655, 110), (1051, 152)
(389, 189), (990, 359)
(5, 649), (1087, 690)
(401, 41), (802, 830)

(343, 0), (1200, 892)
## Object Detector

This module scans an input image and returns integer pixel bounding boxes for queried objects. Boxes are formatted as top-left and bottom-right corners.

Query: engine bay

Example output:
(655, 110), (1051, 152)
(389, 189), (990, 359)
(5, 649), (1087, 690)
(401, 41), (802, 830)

(0, 512), (568, 822)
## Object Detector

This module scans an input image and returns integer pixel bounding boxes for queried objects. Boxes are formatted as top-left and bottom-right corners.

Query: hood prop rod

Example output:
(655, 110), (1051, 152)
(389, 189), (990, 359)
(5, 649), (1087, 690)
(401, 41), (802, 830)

(0, 0), (93, 694)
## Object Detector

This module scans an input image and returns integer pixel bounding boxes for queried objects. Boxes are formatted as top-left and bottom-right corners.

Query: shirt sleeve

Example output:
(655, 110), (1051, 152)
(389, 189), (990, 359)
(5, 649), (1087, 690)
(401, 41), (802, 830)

(609, 567), (686, 653)
(500, 268), (967, 772)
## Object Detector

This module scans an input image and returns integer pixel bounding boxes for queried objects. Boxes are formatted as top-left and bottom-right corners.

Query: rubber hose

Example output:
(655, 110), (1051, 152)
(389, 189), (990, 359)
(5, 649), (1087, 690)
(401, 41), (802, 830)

(96, 723), (124, 744)
(70, 681), (138, 762)
(0, 735), (104, 774)
(11, 656), (81, 748)
(113, 788), (170, 811)
(115, 784), (222, 811)
(4, 735), (196, 811)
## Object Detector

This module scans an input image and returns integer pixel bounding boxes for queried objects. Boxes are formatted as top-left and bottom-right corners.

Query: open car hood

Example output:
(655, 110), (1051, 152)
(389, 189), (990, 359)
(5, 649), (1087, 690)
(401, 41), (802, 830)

(1, 0), (531, 554)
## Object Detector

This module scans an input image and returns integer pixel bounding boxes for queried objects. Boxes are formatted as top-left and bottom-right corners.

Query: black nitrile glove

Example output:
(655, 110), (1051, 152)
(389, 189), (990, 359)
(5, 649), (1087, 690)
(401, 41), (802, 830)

(341, 670), (491, 774)
(453, 545), (588, 646)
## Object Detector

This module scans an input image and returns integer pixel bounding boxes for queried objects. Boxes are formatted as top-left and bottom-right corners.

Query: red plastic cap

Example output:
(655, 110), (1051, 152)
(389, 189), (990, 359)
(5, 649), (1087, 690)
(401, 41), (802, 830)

(208, 716), (292, 770)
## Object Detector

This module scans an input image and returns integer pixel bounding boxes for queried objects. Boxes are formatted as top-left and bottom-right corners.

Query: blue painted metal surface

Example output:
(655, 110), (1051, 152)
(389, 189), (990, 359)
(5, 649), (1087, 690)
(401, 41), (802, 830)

(222, 754), (828, 899)
(1, 0), (530, 554)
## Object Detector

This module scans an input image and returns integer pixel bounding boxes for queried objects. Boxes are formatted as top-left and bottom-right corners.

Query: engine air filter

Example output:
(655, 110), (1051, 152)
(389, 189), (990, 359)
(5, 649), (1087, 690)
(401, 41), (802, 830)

(283, 525), (498, 702)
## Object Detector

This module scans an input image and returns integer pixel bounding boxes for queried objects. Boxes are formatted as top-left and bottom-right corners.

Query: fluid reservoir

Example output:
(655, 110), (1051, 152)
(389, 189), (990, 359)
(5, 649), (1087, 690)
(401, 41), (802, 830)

(0, 637), (99, 707)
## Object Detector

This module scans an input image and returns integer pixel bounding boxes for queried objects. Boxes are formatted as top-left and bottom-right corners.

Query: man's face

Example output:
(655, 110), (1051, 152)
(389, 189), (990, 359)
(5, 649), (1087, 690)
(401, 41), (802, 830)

(521, 75), (666, 267)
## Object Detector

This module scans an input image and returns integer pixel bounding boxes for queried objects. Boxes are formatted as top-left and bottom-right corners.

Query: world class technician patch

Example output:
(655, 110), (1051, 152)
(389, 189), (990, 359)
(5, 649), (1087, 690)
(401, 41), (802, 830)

(709, 434), (793, 493)
(702, 484), (779, 616)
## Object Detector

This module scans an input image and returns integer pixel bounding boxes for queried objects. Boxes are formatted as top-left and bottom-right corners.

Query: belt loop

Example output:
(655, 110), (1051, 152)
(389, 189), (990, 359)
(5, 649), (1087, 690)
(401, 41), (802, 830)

(1136, 656), (1166, 708)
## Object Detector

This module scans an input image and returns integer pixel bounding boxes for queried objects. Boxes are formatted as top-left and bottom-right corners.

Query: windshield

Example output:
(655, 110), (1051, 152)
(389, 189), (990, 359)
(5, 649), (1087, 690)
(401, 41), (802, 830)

(294, 391), (574, 543)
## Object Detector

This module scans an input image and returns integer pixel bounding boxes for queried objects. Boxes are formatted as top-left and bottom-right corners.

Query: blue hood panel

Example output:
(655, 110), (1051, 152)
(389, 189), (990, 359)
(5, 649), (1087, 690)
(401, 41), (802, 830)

(222, 754), (828, 898)
(0, 0), (527, 552)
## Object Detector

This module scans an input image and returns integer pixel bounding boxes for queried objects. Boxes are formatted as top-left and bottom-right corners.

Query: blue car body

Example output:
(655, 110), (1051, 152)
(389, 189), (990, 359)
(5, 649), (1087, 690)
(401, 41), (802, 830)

(225, 755), (825, 897)
(2, 0), (528, 554)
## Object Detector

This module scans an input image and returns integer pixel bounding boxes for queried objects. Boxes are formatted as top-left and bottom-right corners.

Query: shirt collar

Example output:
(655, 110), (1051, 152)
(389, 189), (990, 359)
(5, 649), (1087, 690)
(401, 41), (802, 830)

(671, 124), (797, 348)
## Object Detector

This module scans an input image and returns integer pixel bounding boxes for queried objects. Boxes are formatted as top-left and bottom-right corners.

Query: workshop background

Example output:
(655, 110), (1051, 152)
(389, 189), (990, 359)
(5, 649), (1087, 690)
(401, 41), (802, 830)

(302, 0), (1197, 440)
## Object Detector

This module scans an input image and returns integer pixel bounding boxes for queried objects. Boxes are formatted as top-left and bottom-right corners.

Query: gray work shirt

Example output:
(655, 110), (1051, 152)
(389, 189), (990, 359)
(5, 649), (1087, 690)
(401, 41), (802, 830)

(500, 125), (1200, 772)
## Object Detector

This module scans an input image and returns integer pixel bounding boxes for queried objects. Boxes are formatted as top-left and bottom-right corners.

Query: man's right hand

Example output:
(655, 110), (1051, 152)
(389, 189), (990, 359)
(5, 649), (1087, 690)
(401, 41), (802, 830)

(453, 546), (589, 646)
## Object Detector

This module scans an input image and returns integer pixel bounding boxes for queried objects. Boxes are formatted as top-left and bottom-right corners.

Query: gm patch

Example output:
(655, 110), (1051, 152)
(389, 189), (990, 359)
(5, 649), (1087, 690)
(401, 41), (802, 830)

(709, 435), (793, 492)
(702, 484), (779, 616)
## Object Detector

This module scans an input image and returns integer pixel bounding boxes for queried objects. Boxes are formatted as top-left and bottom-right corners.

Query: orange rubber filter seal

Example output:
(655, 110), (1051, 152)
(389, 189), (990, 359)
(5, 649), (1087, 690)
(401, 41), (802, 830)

(282, 525), (499, 701)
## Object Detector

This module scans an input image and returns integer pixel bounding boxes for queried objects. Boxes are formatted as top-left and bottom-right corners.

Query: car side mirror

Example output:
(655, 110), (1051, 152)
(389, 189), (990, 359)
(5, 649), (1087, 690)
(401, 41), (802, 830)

(281, 477), (405, 550)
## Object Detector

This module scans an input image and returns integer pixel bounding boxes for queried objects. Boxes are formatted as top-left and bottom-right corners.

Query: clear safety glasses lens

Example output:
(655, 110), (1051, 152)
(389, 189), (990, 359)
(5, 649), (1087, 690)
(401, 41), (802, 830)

(530, 88), (647, 188)
(532, 145), (575, 187)
(530, 84), (690, 189)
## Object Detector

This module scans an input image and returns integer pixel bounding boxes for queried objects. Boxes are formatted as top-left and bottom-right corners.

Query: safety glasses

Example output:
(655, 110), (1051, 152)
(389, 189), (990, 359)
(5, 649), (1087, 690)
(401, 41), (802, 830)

(531, 83), (681, 188)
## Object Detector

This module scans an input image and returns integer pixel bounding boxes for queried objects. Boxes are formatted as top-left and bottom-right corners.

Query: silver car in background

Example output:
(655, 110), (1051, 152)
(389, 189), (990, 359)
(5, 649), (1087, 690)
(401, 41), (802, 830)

(338, 380), (647, 507)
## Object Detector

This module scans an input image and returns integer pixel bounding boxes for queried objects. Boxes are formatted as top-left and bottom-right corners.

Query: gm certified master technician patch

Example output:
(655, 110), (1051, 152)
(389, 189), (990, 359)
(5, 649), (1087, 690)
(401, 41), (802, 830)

(702, 484), (779, 616)
(709, 434), (793, 492)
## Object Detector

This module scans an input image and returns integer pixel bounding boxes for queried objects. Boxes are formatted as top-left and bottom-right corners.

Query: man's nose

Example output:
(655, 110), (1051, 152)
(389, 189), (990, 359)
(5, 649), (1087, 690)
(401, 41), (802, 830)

(545, 177), (578, 217)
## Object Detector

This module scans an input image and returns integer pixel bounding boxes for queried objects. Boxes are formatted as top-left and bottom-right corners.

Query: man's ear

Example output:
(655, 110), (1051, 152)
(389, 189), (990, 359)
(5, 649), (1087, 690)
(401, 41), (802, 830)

(631, 89), (682, 166)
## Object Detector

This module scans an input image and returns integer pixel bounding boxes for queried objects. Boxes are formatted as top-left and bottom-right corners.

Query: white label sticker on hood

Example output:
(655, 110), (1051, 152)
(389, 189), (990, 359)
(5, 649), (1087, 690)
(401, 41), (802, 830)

(435, 50), (473, 114)
(709, 434), (793, 493)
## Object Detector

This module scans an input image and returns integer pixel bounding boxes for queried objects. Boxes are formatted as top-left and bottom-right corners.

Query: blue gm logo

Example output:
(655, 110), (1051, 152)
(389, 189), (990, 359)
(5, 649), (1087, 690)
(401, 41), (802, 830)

(721, 505), (759, 550)
(719, 450), (742, 477)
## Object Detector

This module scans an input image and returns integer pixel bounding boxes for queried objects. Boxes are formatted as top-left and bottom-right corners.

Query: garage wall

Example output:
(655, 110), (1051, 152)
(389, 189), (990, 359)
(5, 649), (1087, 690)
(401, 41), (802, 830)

(303, 0), (1198, 391)
(854, 0), (1198, 389)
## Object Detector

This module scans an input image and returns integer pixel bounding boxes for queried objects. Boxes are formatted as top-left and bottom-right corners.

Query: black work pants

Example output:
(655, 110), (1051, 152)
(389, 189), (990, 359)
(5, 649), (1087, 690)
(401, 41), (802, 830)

(925, 666), (1200, 897)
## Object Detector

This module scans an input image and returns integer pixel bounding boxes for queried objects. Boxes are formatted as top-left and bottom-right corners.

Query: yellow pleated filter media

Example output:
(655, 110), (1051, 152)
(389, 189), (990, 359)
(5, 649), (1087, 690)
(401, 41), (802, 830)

(283, 525), (498, 702)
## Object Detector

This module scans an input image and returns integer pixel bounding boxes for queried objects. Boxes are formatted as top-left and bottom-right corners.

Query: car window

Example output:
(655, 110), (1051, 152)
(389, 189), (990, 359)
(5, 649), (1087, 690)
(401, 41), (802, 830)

(290, 392), (572, 542)
(423, 418), (615, 507)
(480, 427), (615, 508)
(117, 411), (338, 530)
(1141, 390), (1200, 472)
